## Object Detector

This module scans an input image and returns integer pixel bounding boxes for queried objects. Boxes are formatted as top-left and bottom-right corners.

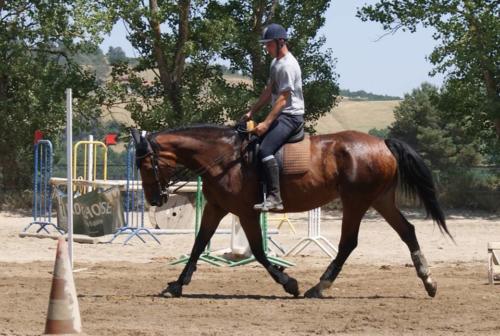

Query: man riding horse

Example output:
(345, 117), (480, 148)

(242, 23), (304, 212)
(131, 23), (451, 299)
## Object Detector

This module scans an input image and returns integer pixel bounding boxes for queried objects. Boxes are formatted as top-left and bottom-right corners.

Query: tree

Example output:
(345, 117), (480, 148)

(73, 47), (110, 82)
(358, 0), (499, 137)
(104, 0), (338, 131)
(103, 0), (244, 130)
(389, 83), (482, 169)
(106, 46), (128, 65)
(0, 1), (111, 190)
(209, 0), (339, 127)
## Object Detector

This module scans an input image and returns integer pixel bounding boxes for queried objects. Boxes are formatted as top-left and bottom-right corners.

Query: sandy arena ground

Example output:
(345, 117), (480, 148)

(1, 209), (500, 335)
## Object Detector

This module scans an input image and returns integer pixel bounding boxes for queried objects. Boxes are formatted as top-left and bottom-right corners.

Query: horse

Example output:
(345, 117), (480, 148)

(131, 124), (452, 298)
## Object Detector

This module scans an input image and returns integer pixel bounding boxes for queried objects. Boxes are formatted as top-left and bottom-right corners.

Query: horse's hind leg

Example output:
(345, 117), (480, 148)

(239, 214), (300, 297)
(161, 202), (228, 298)
(372, 191), (437, 297)
(304, 197), (370, 298)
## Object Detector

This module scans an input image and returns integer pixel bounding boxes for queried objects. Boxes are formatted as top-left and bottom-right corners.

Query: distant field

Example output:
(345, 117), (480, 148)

(314, 98), (400, 134)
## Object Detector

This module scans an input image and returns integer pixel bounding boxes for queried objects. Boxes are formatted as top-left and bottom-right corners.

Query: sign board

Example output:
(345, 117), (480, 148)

(56, 187), (124, 236)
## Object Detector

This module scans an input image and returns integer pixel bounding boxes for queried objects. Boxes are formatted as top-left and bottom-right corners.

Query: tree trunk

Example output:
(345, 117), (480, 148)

(170, 0), (189, 121)
(149, 0), (190, 120)
(149, 0), (173, 96)
(249, 0), (274, 92)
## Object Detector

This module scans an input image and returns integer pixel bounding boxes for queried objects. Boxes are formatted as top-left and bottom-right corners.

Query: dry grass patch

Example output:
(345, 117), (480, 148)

(315, 98), (400, 134)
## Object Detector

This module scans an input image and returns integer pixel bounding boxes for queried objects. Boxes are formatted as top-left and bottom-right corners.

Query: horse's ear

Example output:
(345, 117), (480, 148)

(130, 128), (141, 145)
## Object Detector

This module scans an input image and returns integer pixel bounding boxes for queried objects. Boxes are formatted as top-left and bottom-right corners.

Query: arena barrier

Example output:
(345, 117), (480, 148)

(268, 213), (296, 234)
(285, 207), (338, 258)
(23, 140), (64, 234)
(72, 138), (107, 194)
(108, 140), (160, 245)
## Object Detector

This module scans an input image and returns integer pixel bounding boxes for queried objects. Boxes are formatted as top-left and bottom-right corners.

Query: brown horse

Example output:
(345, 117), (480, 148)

(131, 124), (451, 298)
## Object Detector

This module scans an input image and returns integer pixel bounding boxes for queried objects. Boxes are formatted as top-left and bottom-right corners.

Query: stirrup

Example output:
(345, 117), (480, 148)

(253, 200), (283, 212)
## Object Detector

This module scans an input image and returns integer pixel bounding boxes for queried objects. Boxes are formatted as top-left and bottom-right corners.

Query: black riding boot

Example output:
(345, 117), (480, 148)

(254, 158), (283, 211)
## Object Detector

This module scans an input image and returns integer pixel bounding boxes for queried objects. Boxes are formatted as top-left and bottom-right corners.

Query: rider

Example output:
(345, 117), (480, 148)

(242, 23), (305, 211)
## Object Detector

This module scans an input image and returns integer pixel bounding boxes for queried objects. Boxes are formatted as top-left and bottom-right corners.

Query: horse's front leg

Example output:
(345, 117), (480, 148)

(161, 202), (228, 297)
(239, 214), (300, 297)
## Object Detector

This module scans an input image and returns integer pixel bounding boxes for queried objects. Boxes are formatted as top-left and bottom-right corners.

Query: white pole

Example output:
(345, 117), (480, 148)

(88, 135), (93, 192)
(66, 88), (74, 268)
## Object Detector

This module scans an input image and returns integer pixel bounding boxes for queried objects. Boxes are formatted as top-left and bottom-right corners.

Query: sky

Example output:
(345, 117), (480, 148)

(99, 1), (444, 98)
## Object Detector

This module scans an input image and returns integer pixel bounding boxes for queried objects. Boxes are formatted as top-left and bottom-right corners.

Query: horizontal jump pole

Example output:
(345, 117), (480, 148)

(19, 232), (101, 244)
(149, 228), (280, 235)
(49, 177), (198, 193)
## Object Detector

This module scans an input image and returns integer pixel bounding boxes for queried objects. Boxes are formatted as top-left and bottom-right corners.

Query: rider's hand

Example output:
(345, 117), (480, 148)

(250, 122), (270, 136)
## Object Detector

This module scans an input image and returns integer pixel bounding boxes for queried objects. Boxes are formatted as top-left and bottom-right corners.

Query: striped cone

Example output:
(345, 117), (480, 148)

(44, 237), (82, 335)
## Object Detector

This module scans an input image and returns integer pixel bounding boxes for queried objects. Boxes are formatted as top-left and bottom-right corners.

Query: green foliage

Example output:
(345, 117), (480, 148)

(437, 168), (500, 212)
(438, 78), (500, 164)
(103, 0), (338, 130)
(357, 0), (500, 139)
(368, 127), (390, 139)
(389, 83), (482, 170)
(211, 0), (339, 125)
(387, 83), (500, 211)
(106, 46), (128, 65)
(0, 1), (112, 191)
(73, 47), (110, 82)
(100, 0), (243, 130)
(340, 89), (400, 101)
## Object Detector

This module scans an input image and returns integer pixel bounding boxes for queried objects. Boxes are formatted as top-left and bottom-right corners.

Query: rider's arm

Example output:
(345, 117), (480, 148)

(263, 90), (290, 126)
(252, 90), (290, 136)
(247, 84), (273, 118)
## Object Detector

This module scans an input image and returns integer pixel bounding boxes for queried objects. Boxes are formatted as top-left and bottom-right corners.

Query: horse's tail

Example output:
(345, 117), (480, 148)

(384, 138), (452, 238)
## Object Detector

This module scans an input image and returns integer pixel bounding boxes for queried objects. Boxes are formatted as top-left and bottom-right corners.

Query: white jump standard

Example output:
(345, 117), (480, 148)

(285, 208), (337, 258)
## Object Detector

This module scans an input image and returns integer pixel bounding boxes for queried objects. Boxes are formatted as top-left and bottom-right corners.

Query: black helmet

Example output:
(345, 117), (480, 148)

(259, 23), (287, 43)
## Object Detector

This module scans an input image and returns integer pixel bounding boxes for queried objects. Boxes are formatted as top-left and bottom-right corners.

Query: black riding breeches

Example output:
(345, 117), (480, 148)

(259, 113), (304, 160)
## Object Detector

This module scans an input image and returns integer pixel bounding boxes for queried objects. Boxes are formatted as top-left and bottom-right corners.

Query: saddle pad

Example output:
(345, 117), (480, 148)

(282, 136), (310, 175)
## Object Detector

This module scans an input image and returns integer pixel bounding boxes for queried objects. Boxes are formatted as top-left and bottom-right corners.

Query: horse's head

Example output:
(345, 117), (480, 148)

(131, 129), (176, 207)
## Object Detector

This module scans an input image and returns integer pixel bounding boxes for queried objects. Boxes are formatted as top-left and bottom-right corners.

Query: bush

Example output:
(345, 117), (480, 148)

(438, 168), (500, 212)
(0, 189), (33, 212)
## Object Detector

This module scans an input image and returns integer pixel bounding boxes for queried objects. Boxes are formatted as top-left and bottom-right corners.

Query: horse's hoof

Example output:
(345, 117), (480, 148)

(304, 285), (323, 298)
(423, 277), (437, 298)
(283, 277), (300, 297)
(160, 281), (183, 298)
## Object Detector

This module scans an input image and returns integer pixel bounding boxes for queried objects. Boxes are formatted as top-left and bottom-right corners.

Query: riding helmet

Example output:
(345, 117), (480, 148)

(259, 23), (288, 43)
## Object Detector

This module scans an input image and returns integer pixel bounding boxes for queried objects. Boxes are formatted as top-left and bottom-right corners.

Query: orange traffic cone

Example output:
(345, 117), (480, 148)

(44, 237), (82, 335)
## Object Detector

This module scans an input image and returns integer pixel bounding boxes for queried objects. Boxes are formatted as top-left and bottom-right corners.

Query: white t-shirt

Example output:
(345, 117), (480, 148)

(269, 52), (305, 115)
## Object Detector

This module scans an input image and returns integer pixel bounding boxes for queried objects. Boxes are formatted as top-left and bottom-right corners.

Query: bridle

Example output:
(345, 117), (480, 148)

(132, 129), (240, 206)
(134, 132), (172, 205)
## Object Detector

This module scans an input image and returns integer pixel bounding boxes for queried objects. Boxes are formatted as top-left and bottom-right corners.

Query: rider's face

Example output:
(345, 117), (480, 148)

(265, 41), (277, 57)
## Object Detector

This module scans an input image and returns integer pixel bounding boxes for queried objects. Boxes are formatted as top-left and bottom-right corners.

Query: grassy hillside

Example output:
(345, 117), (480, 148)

(314, 98), (400, 134)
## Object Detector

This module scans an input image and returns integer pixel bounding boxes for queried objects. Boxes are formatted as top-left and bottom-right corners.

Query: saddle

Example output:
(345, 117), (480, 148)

(240, 121), (311, 175)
